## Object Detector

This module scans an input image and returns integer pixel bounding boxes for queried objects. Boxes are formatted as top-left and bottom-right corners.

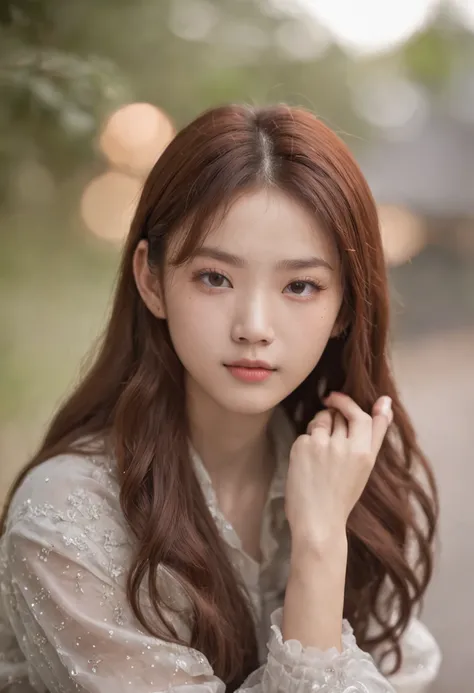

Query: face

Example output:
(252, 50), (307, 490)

(138, 187), (343, 417)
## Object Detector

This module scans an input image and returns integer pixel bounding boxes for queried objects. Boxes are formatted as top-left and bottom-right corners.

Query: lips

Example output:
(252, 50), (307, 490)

(226, 359), (275, 370)
(225, 361), (275, 383)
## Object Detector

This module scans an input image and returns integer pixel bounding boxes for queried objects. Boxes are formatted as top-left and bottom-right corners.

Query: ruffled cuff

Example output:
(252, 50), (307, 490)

(264, 608), (394, 693)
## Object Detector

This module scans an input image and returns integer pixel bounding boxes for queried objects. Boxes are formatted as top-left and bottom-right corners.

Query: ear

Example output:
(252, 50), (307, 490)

(132, 240), (166, 319)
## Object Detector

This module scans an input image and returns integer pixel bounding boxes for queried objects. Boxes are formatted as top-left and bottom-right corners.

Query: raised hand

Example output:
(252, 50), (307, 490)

(285, 392), (393, 552)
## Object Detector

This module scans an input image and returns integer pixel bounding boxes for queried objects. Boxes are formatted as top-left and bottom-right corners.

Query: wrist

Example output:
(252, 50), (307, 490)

(285, 530), (347, 650)
(290, 528), (348, 564)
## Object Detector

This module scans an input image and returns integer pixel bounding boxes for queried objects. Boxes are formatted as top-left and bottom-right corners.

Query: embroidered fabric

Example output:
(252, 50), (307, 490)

(0, 409), (441, 692)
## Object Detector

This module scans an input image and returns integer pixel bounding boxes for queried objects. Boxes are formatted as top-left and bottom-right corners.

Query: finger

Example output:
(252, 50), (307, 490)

(323, 392), (371, 441)
(372, 395), (393, 423)
(332, 411), (348, 439)
(307, 409), (332, 436)
(371, 396), (392, 456)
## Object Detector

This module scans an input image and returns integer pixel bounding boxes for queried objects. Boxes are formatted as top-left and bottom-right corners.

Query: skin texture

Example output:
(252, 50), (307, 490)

(134, 187), (343, 473)
(134, 185), (392, 651)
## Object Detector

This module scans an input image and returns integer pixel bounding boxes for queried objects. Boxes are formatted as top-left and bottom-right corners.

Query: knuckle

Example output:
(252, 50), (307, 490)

(330, 438), (346, 456)
(312, 432), (330, 449)
(308, 412), (330, 429)
(292, 434), (311, 455)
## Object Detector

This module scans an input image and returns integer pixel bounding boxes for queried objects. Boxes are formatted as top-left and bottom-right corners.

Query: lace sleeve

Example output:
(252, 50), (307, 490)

(1, 455), (398, 693)
(252, 608), (396, 693)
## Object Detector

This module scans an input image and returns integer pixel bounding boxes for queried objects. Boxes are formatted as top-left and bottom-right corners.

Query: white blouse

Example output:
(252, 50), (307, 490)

(0, 410), (441, 693)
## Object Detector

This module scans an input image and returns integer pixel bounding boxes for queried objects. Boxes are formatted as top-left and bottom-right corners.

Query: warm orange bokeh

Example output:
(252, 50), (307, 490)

(99, 103), (175, 177)
(80, 171), (143, 243)
(378, 204), (428, 266)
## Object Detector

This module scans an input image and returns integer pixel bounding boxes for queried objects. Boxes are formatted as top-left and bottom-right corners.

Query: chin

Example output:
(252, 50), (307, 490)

(213, 389), (286, 417)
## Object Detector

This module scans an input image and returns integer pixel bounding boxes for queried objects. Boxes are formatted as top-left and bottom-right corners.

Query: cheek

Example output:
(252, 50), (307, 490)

(287, 299), (340, 340)
(165, 291), (225, 355)
(283, 302), (341, 366)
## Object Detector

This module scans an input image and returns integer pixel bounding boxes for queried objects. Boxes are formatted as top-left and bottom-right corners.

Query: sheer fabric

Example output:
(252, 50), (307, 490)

(0, 410), (441, 692)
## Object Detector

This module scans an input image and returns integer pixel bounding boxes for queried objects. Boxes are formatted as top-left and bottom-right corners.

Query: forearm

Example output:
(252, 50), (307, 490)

(282, 533), (348, 651)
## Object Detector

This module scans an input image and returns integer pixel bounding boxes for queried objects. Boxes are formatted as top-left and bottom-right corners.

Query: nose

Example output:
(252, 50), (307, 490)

(230, 292), (275, 345)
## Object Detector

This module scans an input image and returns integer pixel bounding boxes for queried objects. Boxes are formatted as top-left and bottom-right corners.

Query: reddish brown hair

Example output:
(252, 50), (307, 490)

(1, 105), (438, 686)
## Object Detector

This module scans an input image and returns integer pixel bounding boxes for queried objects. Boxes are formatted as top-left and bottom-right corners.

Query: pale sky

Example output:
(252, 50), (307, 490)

(451, 0), (474, 31)
(293, 0), (442, 55)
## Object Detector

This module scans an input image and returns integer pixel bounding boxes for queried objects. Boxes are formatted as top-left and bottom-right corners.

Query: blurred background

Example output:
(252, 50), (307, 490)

(0, 0), (473, 690)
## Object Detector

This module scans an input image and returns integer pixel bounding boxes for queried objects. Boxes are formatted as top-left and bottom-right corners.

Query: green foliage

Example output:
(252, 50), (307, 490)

(0, 0), (473, 475)
(0, 0), (365, 188)
(1, 0), (471, 195)
(403, 24), (456, 90)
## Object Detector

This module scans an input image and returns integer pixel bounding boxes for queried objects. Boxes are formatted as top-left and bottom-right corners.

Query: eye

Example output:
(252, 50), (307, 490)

(197, 270), (232, 289)
(284, 280), (322, 297)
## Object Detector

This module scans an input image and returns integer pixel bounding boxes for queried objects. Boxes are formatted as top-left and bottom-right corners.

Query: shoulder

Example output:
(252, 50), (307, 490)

(3, 449), (132, 570)
(8, 448), (119, 516)
(1, 449), (190, 621)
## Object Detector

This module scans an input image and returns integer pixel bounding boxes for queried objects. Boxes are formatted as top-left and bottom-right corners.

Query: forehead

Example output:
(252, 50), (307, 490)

(200, 187), (339, 266)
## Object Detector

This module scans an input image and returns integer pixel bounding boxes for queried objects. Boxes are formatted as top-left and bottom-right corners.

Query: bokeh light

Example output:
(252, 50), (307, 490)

(169, 0), (219, 41)
(274, 18), (331, 61)
(296, 0), (439, 55)
(451, 0), (474, 33)
(99, 103), (175, 177)
(378, 204), (428, 266)
(351, 72), (429, 134)
(80, 171), (142, 244)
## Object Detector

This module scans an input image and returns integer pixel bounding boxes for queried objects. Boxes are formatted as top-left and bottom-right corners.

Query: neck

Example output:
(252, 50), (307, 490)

(186, 380), (275, 492)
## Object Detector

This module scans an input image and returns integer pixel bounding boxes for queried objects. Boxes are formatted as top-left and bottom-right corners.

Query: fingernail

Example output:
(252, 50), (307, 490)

(380, 396), (392, 416)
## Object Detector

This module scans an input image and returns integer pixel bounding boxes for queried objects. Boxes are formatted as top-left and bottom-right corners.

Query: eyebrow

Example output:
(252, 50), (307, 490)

(191, 246), (334, 271)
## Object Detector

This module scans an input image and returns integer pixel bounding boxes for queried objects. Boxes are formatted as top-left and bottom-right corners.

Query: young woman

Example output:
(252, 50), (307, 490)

(0, 105), (440, 693)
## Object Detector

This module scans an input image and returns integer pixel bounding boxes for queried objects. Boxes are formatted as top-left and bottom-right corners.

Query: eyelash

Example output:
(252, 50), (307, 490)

(192, 269), (325, 297)
(193, 269), (231, 285)
(284, 277), (325, 297)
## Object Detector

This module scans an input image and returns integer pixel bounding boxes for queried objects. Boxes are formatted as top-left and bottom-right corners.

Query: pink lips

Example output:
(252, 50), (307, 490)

(225, 359), (276, 383)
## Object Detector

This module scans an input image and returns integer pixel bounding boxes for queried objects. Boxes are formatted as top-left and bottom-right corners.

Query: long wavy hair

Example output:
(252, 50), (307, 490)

(1, 104), (438, 688)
